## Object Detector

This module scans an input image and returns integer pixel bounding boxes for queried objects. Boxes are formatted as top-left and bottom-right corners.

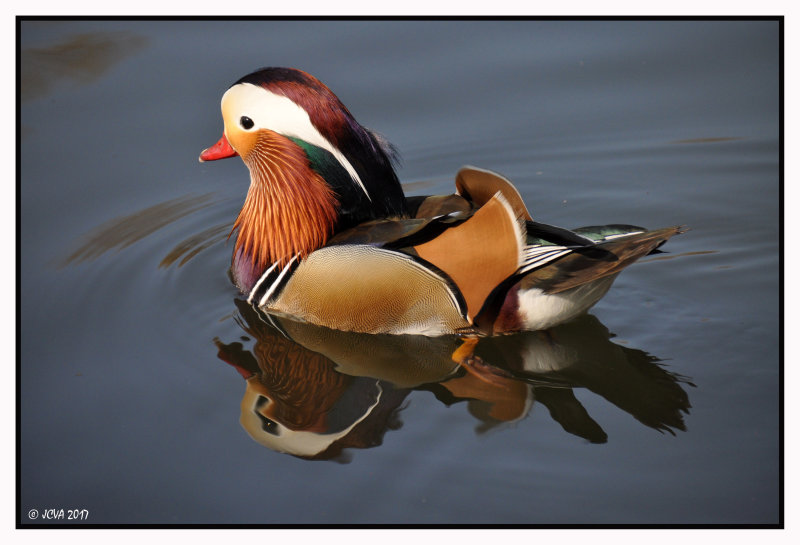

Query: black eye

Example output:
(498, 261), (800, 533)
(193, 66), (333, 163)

(240, 116), (254, 130)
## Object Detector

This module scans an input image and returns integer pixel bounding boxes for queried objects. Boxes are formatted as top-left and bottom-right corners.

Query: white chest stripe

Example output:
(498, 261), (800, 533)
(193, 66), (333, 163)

(246, 261), (280, 304)
(260, 255), (300, 307)
(247, 254), (301, 307)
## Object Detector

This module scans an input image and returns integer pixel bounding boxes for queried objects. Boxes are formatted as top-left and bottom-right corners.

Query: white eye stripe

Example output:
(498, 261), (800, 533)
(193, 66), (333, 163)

(222, 83), (371, 201)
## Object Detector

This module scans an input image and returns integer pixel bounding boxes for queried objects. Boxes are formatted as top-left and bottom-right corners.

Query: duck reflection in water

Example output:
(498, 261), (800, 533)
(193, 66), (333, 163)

(216, 299), (693, 462)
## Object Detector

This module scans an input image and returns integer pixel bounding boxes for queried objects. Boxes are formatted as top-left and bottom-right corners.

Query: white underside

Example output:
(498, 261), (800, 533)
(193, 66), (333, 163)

(517, 274), (618, 331)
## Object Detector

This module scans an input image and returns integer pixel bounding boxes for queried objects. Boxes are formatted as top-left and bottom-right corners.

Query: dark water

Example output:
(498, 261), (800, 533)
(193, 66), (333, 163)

(19, 19), (781, 525)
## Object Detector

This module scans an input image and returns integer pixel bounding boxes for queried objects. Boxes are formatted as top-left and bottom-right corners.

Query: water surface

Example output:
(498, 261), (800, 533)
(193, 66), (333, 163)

(19, 19), (780, 525)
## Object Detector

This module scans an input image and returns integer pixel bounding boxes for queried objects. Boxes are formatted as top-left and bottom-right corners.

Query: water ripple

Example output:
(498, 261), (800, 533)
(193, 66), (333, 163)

(59, 193), (215, 267)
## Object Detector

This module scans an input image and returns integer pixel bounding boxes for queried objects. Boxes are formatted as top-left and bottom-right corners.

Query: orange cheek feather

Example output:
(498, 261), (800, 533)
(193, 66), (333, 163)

(232, 130), (340, 270)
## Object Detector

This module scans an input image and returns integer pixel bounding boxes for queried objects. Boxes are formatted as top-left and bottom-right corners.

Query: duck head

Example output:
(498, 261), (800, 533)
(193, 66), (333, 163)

(200, 67), (407, 291)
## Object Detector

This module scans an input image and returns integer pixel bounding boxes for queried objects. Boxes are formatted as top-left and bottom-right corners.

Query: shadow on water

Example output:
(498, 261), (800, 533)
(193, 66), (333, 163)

(59, 195), (694, 464)
(21, 31), (148, 102)
(216, 299), (693, 463)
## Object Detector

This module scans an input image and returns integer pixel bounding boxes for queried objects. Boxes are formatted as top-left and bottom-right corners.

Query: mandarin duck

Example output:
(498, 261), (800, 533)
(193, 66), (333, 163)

(200, 67), (683, 336)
